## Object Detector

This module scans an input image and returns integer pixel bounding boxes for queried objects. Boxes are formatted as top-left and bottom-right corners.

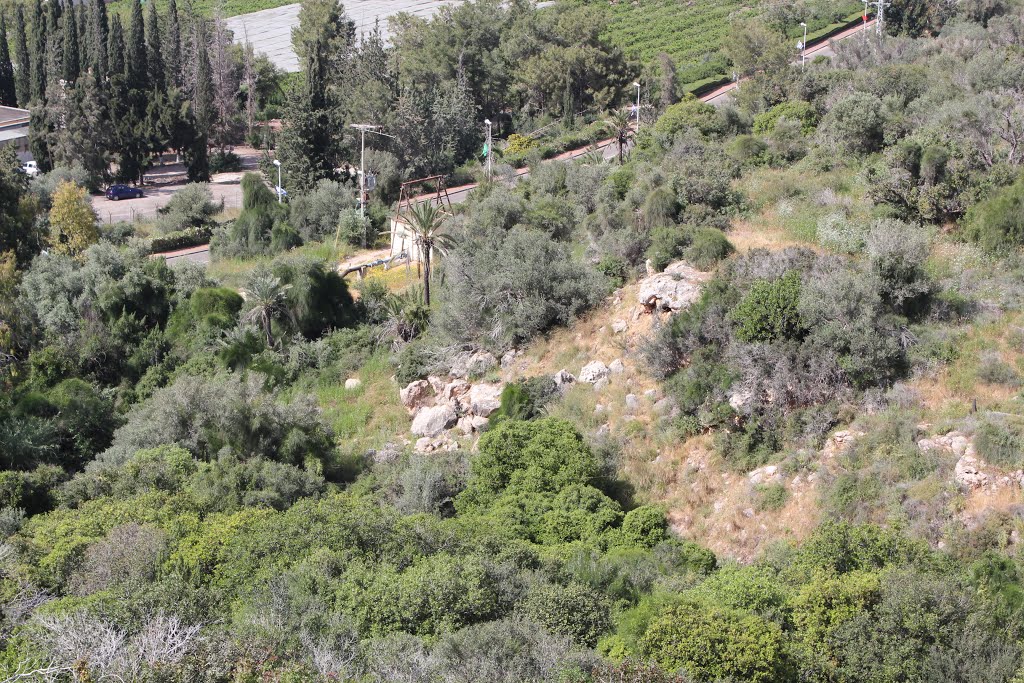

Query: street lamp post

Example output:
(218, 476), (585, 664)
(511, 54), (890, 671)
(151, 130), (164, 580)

(272, 159), (282, 203)
(800, 22), (808, 68)
(632, 81), (641, 133)
(484, 119), (492, 181)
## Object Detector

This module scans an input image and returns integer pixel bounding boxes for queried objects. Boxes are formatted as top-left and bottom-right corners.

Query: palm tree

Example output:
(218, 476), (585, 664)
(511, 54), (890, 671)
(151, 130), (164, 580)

(605, 110), (634, 164)
(378, 286), (431, 349)
(401, 201), (455, 307)
(241, 271), (291, 347)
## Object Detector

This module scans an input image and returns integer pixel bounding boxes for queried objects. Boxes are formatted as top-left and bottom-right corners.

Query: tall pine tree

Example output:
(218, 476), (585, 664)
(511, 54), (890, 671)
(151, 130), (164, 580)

(91, 0), (109, 78)
(66, 73), (108, 186)
(277, 46), (337, 192)
(194, 23), (213, 133)
(165, 0), (182, 88)
(77, 3), (89, 73)
(145, 0), (164, 92)
(107, 16), (125, 78)
(28, 0), (45, 103)
(13, 8), (28, 106)
(126, 0), (147, 92)
(61, 0), (80, 83)
(0, 18), (18, 107)
(44, 0), (61, 88)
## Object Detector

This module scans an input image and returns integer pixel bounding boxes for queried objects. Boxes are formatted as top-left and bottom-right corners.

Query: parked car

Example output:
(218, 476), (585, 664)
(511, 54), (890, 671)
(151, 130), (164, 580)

(106, 184), (144, 200)
(20, 160), (38, 177)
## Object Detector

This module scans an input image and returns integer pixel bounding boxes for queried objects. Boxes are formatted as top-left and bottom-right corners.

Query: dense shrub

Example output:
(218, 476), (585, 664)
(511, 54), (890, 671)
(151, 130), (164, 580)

(212, 173), (291, 258)
(864, 219), (933, 315)
(154, 183), (222, 235)
(974, 419), (1024, 468)
(521, 582), (612, 647)
(654, 98), (724, 139)
(731, 271), (804, 343)
(818, 92), (885, 154)
(964, 177), (1024, 254)
(686, 228), (735, 270)
(17, 243), (179, 386)
(753, 100), (817, 135)
(96, 374), (336, 469)
(437, 225), (606, 351)
(209, 150), (242, 174)
(288, 179), (357, 242)
(166, 287), (243, 346)
(492, 376), (558, 423)
(647, 224), (733, 272)
(458, 418), (600, 509)
(639, 601), (788, 682)
(620, 506), (669, 549)
(271, 256), (358, 339)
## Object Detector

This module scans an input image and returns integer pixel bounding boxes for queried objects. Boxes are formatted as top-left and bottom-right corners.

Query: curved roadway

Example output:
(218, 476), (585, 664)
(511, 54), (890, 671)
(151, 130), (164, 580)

(157, 18), (876, 266)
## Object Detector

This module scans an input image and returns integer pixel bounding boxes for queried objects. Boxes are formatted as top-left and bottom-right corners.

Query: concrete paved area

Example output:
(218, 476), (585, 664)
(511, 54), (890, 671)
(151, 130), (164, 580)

(93, 178), (244, 225)
(160, 245), (213, 266)
(225, 0), (461, 72)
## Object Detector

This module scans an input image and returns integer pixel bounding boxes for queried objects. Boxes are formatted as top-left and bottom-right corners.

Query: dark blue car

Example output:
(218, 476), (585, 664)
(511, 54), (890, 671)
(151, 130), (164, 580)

(105, 184), (144, 201)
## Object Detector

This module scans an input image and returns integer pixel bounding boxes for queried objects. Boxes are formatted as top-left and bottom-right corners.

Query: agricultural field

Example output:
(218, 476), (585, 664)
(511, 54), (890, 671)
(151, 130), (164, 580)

(573, 0), (865, 87)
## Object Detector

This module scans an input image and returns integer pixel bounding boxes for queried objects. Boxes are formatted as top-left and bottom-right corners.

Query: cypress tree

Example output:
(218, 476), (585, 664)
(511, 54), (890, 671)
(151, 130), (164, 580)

(165, 0), (182, 88)
(55, 72), (108, 186)
(276, 46), (337, 191)
(126, 0), (147, 91)
(0, 18), (18, 107)
(194, 25), (213, 133)
(28, 0), (45, 102)
(145, 0), (164, 92)
(107, 15), (125, 79)
(13, 7), (29, 106)
(77, 2), (89, 72)
(62, 0), (80, 83)
(92, 0), (108, 77)
(28, 108), (51, 171)
(44, 0), (61, 85)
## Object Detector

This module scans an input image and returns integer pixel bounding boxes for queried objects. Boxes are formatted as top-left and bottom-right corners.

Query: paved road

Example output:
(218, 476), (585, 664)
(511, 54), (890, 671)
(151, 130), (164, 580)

(160, 245), (212, 266)
(703, 19), (875, 106)
(158, 19), (875, 266)
(225, 0), (460, 72)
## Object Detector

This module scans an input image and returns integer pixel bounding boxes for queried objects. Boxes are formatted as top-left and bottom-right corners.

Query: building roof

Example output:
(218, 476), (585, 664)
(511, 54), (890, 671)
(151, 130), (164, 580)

(0, 106), (30, 129)
(0, 127), (28, 143)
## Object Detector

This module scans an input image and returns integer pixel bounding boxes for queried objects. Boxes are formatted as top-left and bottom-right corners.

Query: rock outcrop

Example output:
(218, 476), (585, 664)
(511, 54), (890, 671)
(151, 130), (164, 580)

(401, 373), (505, 446)
(411, 405), (458, 438)
(467, 383), (503, 417)
(400, 380), (433, 413)
(450, 351), (498, 378)
(553, 370), (576, 390)
(579, 361), (610, 384)
(637, 261), (711, 312)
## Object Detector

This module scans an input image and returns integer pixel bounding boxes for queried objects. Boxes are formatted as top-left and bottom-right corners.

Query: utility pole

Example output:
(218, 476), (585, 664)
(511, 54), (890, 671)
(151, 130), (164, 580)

(484, 119), (493, 181)
(863, 0), (870, 40)
(800, 22), (807, 68)
(633, 81), (641, 133)
(350, 123), (395, 219)
(272, 159), (282, 203)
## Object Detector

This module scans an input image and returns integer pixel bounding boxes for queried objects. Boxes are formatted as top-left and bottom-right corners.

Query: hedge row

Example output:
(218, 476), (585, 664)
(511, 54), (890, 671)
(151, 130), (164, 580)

(149, 226), (213, 254)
